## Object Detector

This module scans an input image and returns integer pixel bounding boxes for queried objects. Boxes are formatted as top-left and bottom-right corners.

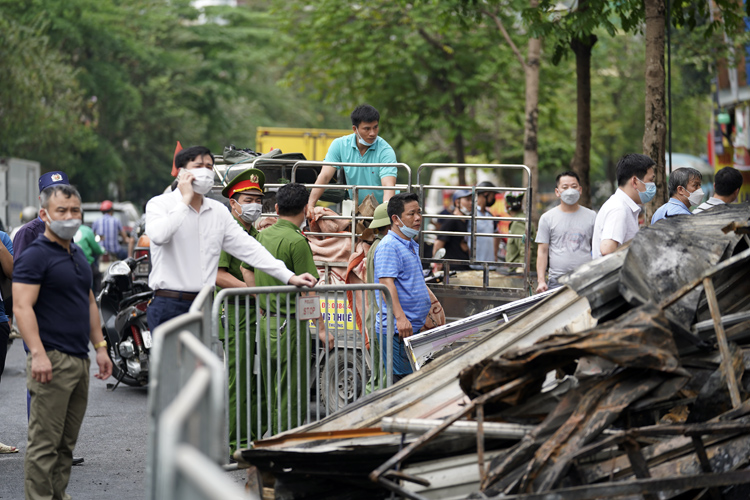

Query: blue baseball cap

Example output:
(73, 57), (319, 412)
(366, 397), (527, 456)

(452, 189), (472, 203)
(38, 171), (70, 193)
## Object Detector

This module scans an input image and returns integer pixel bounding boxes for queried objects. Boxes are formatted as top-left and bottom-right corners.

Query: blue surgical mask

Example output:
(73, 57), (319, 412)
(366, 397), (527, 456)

(356, 131), (375, 147)
(637, 178), (657, 204)
(396, 216), (419, 239)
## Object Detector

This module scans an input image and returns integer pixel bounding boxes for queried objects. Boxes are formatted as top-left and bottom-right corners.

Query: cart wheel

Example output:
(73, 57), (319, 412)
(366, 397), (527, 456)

(319, 349), (369, 414)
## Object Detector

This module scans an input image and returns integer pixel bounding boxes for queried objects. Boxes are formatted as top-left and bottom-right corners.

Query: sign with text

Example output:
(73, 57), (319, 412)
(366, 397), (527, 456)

(308, 297), (355, 331)
(298, 296), (321, 321)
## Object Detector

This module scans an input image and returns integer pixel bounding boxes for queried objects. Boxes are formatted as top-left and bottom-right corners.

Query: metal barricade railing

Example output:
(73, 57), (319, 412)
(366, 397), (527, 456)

(212, 284), (395, 447)
(155, 333), (253, 500)
(213, 160), (533, 291)
(291, 161), (411, 257)
(416, 163), (533, 294)
(147, 289), (250, 500)
(190, 285), (221, 356)
(216, 158), (411, 260)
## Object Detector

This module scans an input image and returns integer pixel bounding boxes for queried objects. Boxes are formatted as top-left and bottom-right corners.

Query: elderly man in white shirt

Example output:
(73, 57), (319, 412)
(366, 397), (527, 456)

(592, 154), (656, 259)
(146, 145), (317, 331)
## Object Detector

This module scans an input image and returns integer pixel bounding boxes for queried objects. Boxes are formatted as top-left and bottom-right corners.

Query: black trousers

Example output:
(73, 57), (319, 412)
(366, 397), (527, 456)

(0, 321), (11, 383)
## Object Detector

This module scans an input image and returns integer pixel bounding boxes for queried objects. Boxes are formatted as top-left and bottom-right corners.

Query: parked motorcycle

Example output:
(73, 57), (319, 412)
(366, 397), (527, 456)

(97, 255), (153, 389)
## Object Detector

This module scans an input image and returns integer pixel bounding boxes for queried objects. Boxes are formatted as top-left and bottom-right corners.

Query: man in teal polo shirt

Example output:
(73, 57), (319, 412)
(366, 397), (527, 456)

(308, 104), (397, 210)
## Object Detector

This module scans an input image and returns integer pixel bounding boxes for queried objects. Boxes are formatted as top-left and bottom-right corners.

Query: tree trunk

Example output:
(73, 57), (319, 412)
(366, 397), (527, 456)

(642, 0), (667, 224)
(482, 1), (540, 220)
(454, 93), (467, 185)
(570, 34), (597, 208)
(524, 33), (541, 224)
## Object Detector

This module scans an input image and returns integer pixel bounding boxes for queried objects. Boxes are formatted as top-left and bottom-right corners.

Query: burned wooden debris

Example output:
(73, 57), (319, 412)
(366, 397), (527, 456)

(239, 206), (750, 500)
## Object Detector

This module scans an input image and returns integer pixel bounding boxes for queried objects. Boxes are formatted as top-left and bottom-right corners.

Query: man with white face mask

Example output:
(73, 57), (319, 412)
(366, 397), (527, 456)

(592, 154), (656, 259)
(13, 184), (112, 499)
(146, 146), (318, 332)
(308, 104), (397, 210)
(535, 171), (596, 293)
(651, 167), (704, 224)
(215, 168), (266, 451)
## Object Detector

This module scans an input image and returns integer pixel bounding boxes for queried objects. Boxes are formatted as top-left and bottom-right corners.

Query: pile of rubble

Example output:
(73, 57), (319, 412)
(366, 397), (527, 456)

(239, 204), (750, 500)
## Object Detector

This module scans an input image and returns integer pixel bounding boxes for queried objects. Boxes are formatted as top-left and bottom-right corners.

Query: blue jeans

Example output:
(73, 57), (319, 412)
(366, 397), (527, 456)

(377, 328), (413, 379)
(147, 295), (193, 332)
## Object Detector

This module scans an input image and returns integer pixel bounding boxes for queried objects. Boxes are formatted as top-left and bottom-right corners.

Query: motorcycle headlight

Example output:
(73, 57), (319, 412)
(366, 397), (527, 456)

(108, 261), (131, 276)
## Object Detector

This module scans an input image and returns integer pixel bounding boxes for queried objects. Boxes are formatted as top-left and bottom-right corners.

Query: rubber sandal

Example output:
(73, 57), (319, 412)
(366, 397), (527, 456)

(0, 443), (18, 454)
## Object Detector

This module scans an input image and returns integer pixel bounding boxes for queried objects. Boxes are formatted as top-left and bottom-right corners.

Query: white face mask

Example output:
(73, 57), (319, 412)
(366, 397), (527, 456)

(560, 188), (580, 206)
(687, 187), (705, 207)
(190, 168), (214, 195)
(235, 202), (262, 224)
(355, 130), (375, 147)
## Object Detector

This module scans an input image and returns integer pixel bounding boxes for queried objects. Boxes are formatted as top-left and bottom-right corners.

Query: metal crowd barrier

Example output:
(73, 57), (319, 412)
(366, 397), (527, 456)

(213, 158), (533, 289)
(416, 163), (533, 289)
(290, 161), (411, 258)
(213, 284), (395, 446)
(147, 290), (254, 500)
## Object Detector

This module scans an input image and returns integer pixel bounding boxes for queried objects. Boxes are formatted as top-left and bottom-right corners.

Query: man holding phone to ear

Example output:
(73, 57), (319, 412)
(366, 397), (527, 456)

(145, 146), (318, 332)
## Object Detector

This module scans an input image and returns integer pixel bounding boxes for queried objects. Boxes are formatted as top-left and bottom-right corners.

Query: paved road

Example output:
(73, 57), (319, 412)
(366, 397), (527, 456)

(0, 339), (246, 499)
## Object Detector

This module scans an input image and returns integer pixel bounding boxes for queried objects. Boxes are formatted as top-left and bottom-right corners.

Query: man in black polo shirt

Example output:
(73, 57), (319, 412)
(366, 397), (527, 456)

(13, 184), (112, 500)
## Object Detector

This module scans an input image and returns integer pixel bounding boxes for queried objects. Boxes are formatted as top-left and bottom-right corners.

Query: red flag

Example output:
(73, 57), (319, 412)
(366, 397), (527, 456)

(170, 141), (183, 177)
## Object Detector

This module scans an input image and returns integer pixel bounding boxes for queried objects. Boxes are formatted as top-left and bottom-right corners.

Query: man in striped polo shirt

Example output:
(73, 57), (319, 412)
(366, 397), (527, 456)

(374, 192), (431, 382)
(693, 167), (743, 214)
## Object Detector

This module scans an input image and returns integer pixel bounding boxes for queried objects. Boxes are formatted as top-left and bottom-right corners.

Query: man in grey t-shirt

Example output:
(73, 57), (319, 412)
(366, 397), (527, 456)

(536, 171), (596, 292)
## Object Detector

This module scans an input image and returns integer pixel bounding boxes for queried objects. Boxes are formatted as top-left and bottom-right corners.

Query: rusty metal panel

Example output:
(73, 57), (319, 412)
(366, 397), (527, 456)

(619, 204), (750, 327)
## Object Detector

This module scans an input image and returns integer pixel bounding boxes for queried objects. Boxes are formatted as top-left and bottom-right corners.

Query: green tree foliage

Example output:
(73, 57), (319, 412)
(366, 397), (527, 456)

(0, 15), (96, 168)
(273, 0), (512, 176)
(0, 0), (346, 205)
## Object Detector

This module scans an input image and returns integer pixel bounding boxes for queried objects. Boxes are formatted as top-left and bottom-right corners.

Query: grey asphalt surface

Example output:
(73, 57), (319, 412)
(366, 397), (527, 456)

(0, 339), (247, 499)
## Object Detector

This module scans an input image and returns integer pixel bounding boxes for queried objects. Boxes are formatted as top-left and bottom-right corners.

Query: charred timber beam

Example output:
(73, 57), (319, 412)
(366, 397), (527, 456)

(703, 277), (743, 408)
(488, 469), (750, 500)
(660, 247), (750, 309)
(691, 435), (723, 500)
(622, 437), (658, 500)
(369, 374), (534, 483)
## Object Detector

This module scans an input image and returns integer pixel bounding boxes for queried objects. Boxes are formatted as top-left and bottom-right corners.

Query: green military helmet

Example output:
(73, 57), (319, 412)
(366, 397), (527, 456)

(369, 201), (390, 229)
(221, 168), (266, 199)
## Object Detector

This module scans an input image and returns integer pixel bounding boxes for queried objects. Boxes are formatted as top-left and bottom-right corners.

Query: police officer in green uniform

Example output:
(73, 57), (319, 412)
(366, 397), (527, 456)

(247, 183), (334, 434)
(216, 168), (265, 450)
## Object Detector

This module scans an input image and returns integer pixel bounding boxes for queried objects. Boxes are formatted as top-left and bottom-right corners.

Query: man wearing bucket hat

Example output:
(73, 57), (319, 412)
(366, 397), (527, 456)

(431, 190), (473, 272)
(215, 168), (266, 451)
(363, 202), (389, 390)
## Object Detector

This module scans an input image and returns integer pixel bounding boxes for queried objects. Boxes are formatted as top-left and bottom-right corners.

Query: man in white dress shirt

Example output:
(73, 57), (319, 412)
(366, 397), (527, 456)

(592, 153), (656, 259)
(145, 146), (317, 331)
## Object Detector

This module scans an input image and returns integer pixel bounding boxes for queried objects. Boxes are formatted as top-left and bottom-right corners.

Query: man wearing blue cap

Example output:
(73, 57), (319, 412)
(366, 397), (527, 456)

(431, 190), (473, 271)
(9, 171), (85, 465)
(13, 171), (70, 258)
